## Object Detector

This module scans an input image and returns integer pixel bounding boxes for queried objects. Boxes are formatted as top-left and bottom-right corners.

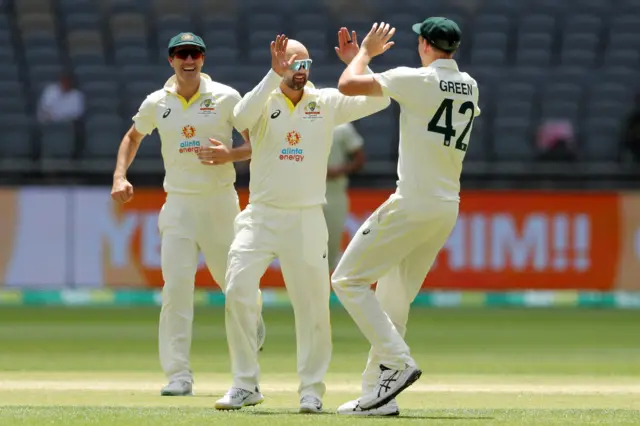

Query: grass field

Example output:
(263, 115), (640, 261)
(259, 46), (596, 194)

(0, 306), (639, 425)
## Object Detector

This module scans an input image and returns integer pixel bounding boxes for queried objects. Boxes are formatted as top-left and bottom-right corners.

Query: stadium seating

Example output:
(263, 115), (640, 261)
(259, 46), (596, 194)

(1, 0), (639, 169)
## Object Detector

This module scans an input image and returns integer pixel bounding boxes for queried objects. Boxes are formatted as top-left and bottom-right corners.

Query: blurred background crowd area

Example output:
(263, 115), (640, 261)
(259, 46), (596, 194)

(1, 0), (640, 188)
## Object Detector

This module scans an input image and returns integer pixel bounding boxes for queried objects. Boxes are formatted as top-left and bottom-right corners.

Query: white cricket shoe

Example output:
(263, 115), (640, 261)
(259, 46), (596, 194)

(299, 395), (323, 413)
(160, 379), (193, 396)
(257, 314), (266, 352)
(215, 387), (264, 410)
(357, 364), (421, 410)
(337, 398), (400, 416)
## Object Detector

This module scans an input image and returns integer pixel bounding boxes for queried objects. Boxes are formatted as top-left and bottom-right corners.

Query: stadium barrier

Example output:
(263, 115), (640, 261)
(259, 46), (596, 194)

(0, 187), (639, 292)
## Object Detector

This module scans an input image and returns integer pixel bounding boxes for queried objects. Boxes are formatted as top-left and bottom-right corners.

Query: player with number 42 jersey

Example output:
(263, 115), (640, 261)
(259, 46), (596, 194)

(331, 18), (480, 415)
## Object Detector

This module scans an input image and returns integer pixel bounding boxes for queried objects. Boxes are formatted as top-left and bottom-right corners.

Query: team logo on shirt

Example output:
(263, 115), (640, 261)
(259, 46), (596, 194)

(303, 101), (322, 120)
(198, 95), (219, 115)
(280, 130), (304, 162)
(179, 125), (201, 153)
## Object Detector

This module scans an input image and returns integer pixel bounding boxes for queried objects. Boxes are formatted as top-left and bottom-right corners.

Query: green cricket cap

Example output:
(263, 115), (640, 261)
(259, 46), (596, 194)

(168, 32), (206, 54)
(412, 17), (461, 53)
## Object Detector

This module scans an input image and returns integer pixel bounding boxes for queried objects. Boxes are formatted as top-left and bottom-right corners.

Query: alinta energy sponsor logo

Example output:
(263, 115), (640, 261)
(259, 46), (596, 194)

(280, 130), (304, 162)
(179, 125), (200, 153)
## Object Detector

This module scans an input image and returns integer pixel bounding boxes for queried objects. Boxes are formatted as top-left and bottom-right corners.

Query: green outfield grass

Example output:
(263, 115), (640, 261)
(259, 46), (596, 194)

(0, 306), (639, 425)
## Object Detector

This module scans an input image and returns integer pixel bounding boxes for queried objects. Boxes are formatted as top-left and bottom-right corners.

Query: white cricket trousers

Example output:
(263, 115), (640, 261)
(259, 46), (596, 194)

(225, 203), (331, 398)
(331, 193), (458, 391)
(158, 185), (240, 382)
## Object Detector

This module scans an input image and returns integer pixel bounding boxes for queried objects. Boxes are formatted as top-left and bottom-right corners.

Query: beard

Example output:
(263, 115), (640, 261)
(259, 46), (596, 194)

(285, 75), (307, 90)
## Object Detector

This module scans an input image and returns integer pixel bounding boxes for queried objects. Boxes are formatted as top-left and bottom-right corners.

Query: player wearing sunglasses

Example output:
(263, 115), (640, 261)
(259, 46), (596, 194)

(215, 29), (390, 413)
(111, 32), (266, 398)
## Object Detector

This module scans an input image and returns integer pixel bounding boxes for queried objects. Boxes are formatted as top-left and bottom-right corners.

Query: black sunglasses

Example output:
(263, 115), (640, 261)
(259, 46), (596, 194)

(171, 48), (204, 60)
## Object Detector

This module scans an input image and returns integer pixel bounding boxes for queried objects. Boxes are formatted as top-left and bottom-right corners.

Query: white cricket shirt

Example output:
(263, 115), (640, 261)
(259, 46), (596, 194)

(133, 74), (242, 194)
(234, 69), (390, 209)
(374, 60), (481, 202)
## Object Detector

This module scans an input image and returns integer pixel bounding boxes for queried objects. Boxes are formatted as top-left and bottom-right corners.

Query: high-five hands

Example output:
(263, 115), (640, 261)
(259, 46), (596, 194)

(360, 22), (396, 58)
(271, 34), (298, 76)
(335, 27), (360, 65)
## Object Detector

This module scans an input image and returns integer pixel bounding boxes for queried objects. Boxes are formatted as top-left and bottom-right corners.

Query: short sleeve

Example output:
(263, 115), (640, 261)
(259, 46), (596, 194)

(373, 66), (423, 104)
(132, 95), (157, 135)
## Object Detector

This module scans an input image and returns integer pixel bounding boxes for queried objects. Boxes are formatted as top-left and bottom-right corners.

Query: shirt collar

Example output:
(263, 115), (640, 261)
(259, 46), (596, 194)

(429, 59), (459, 71)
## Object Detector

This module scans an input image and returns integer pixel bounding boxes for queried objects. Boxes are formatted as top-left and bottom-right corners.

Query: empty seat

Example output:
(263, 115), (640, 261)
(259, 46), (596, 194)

(519, 14), (556, 33)
(473, 14), (511, 34)
(470, 48), (507, 66)
(604, 49), (639, 67)
(155, 14), (191, 32)
(542, 82), (583, 103)
(582, 119), (622, 161)
(247, 13), (284, 30)
(69, 51), (106, 66)
(15, 0), (54, 15)
(540, 101), (580, 124)
(115, 46), (150, 65)
(518, 33), (552, 50)
(109, 13), (147, 37)
(608, 32), (640, 50)
(498, 82), (536, 102)
(83, 115), (125, 157)
(560, 49), (597, 67)
(495, 101), (533, 120)
(59, 0), (99, 14)
(474, 32), (508, 51)
(0, 114), (33, 158)
(609, 15), (640, 33)
(22, 31), (57, 48)
(119, 66), (159, 83)
(17, 12), (55, 29)
(206, 47), (239, 63)
(24, 47), (61, 66)
(85, 96), (120, 114)
(565, 14), (602, 34)
(202, 30), (238, 49)
(74, 65), (116, 85)
(516, 49), (552, 66)
(63, 13), (100, 30)
(492, 118), (534, 161)
(39, 122), (77, 159)
(67, 30), (103, 52)
(292, 13), (330, 32)
(152, 0), (188, 16)
(599, 67), (637, 85)
(562, 33), (599, 51)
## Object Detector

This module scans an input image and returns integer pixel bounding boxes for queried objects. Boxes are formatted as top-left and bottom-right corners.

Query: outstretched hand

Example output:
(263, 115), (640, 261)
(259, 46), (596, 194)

(335, 27), (360, 65)
(271, 34), (297, 76)
(360, 22), (396, 58)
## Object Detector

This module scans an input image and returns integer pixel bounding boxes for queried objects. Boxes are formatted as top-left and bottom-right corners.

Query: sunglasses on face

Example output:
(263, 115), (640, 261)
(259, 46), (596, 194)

(289, 59), (312, 71)
(172, 49), (204, 60)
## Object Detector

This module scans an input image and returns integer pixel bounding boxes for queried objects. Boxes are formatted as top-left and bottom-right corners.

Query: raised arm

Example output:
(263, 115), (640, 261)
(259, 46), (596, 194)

(233, 35), (298, 132)
(330, 26), (390, 125)
(338, 22), (396, 97)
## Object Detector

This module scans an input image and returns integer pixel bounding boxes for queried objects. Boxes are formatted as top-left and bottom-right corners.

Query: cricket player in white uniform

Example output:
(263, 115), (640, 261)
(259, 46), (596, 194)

(324, 122), (365, 271)
(111, 32), (266, 397)
(332, 19), (481, 415)
(214, 30), (390, 413)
